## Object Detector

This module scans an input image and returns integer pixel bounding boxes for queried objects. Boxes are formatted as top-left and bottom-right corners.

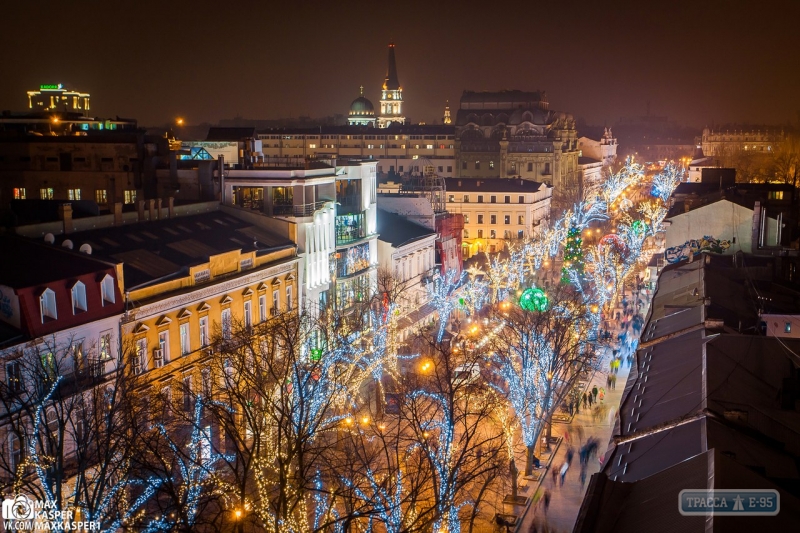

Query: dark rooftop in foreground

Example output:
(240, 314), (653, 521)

(376, 209), (437, 248)
(45, 211), (293, 289)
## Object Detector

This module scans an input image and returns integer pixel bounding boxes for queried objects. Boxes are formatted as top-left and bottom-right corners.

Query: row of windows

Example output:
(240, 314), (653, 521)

(449, 194), (527, 204)
(39, 277), (116, 323)
(463, 229), (524, 240)
(12, 188), (133, 204)
(460, 161), (552, 173)
(131, 288), (293, 375)
(263, 135), (455, 141)
(5, 332), (114, 394)
(470, 214), (526, 225)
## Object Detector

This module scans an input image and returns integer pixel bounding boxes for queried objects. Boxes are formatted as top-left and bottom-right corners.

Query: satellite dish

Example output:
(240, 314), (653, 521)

(44, 233), (55, 244)
(62, 239), (73, 249)
(79, 244), (92, 255)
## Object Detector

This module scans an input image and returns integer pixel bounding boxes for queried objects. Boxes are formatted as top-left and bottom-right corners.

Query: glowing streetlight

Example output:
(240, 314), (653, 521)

(176, 118), (184, 126)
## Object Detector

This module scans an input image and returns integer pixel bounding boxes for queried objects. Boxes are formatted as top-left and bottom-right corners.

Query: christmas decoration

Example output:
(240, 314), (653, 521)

(519, 287), (548, 312)
(561, 226), (584, 284)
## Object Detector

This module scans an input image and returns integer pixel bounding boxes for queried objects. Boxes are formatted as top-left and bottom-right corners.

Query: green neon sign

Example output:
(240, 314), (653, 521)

(39, 84), (63, 91)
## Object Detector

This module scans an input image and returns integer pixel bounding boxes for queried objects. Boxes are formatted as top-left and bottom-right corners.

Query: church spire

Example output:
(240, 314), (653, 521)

(443, 100), (452, 125)
(384, 42), (400, 91)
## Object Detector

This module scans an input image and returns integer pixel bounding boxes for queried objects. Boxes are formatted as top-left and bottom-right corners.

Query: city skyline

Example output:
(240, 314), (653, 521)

(2, 0), (799, 128)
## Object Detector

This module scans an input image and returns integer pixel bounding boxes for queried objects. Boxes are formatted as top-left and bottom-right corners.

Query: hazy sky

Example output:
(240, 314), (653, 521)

(2, 0), (798, 128)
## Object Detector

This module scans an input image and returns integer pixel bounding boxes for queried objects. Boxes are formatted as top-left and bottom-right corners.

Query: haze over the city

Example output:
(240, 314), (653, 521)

(2, 0), (799, 127)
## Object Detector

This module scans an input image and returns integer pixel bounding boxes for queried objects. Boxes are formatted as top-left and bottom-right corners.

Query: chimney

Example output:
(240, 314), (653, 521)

(147, 199), (155, 221)
(168, 197), (175, 218)
(156, 198), (163, 219)
(57, 203), (73, 234)
(113, 202), (123, 225)
(137, 199), (146, 221)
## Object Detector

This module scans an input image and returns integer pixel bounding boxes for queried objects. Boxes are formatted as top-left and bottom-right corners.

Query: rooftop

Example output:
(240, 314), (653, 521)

(444, 178), (550, 193)
(0, 234), (117, 289)
(45, 212), (294, 289)
(376, 209), (437, 248)
(206, 127), (256, 141)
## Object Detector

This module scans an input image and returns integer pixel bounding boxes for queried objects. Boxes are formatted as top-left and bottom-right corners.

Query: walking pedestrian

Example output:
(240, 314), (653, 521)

(543, 489), (551, 515)
(566, 446), (575, 466)
(592, 385), (598, 402)
(582, 392), (587, 408)
(606, 375), (611, 388)
(580, 462), (588, 487)
(551, 466), (558, 485)
(559, 461), (569, 486)
(587, 392), (593, 406)
(598, 387), (605, 403)
(611, 374), (617, 390)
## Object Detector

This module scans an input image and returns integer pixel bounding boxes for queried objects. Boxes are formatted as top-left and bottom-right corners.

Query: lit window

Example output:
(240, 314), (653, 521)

(785, 322), (792, 333)
(244, 300), (252, 328)
(490, 230), (497, 239)
(39, 288), (57, 322)
(6, 361), (22, 392)
(426, 144), (433, 149)
(68, 188), (81, 200)
(95, 190), (107, 204)
(475, 161), (481, 170)
(518, 215), (524, 224)
(13, 188), (26, 200)
(180, 323), (190, 355)
(40, 188), (54, 200)
(134, 339), (146, 375)
(71, 281), (87, 314)
(199, 316), (209, 347)
(221, 308), (232, 339)
(100, 333), (112, 360)
(504, 215), (511, 225)
(448, 195), (455, 203)
(309, 144), (317, 149)
(124, 190), (137, 204)
(489, 161), (495, 169)
(156, 331), (169, 367)
(259, 295), (267, 323)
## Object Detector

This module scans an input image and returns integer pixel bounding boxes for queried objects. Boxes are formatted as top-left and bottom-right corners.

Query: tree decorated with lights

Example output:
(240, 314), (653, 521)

(561, 225), (584, 284)
(0, 338), (163, 532)
(489, 284), (597, 475)
(426, 269), (466, 342)
(133, 395), (236, 532)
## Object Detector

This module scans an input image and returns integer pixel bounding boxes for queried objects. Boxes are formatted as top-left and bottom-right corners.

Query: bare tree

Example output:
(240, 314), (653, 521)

(0, 335), (152, 530)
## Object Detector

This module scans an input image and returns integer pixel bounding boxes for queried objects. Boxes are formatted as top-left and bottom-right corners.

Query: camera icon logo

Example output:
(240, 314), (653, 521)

(2, 494), (36, 520)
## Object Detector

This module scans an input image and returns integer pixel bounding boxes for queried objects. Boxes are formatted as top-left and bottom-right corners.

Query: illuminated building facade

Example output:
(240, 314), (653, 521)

(444, 178), (552, 258)
(27, 84), (90, 115)
(454, 90), (580, 208)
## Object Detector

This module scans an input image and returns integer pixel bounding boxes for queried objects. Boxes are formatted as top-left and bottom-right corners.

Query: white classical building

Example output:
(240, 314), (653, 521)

(443, 178), (552, 257)
(376, 209), (438, 338)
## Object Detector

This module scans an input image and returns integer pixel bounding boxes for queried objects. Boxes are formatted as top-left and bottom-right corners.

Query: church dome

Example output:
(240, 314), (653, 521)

(350, 95), (375, 117)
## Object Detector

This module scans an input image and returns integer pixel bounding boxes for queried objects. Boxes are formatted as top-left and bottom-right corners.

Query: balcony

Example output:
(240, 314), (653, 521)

(273, 200), (329, 217)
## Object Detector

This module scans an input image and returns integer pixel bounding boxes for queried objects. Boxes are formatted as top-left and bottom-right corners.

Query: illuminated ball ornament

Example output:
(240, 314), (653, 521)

(631, 219), (645, 236)
(519, 287), (548, 312)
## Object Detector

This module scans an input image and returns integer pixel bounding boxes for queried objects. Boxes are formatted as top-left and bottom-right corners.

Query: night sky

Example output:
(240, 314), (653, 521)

(2, 0), (798, 128)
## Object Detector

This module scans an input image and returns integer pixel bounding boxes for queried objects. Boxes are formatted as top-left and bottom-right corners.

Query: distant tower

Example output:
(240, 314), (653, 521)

(378, 42), (405, 128)
(348, 85), (376, 126)
(442, 100), (452, 125)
